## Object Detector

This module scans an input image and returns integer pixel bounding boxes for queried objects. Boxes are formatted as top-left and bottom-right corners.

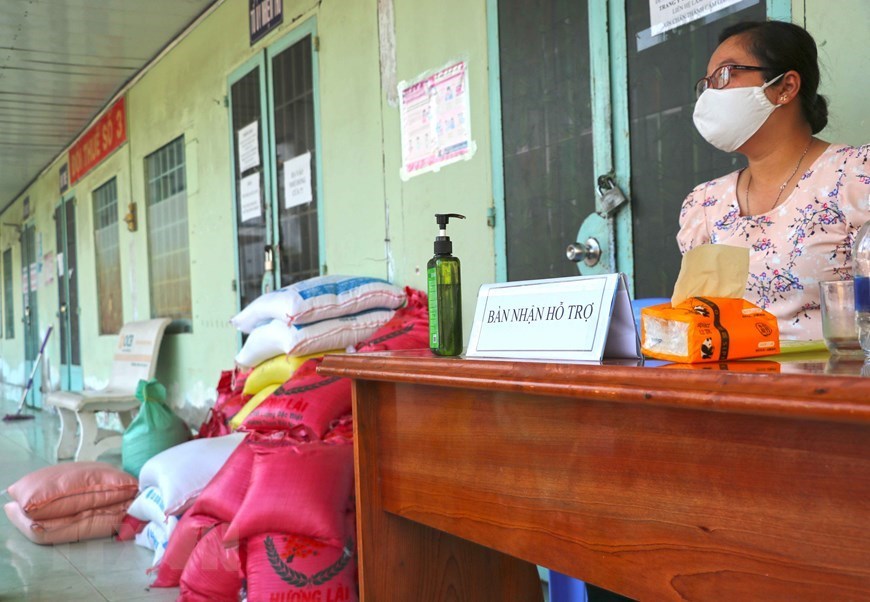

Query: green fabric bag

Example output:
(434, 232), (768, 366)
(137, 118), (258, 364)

(122, 379), (190, 478)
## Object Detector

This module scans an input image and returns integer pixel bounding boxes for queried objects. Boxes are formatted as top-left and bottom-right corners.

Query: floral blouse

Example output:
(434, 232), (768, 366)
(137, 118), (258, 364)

(677, 144), (870, 340)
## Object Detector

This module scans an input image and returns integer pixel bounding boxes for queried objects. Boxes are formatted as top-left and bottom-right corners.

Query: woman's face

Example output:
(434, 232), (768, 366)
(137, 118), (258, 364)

(701, 34), (776, 100)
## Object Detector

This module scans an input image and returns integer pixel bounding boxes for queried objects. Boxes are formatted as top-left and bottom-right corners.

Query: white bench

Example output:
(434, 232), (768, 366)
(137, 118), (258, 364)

(46, 318), (171, 462)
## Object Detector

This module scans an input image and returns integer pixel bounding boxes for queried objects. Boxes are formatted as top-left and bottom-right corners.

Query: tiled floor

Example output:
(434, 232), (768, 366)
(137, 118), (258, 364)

(0, 393), (178, 601)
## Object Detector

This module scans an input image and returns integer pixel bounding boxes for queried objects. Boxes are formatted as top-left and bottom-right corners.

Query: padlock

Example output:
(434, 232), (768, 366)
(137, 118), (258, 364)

(596, 175), (629, 217)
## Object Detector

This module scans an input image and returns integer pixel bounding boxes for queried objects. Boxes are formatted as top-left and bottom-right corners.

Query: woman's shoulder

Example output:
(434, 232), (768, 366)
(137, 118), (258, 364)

(681, 169), (740, 215)
(821, 142), (869, 166)
(688, 168), (742, 195)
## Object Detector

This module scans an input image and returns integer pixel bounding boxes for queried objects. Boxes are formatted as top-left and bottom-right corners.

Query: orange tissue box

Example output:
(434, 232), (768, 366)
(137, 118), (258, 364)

(641, 296), (779, 363)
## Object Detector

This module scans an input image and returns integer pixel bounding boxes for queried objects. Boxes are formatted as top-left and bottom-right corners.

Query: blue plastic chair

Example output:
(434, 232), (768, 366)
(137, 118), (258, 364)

(549, 571), (588, 602)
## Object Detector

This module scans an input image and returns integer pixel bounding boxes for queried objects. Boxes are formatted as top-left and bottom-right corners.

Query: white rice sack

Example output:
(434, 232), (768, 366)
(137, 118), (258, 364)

(127, 486), (168, 525)
(135, 517), (178, 566)
(138, 433), (247, 516)
(230, 275), (405, 333)
(234, 309), (395, 368)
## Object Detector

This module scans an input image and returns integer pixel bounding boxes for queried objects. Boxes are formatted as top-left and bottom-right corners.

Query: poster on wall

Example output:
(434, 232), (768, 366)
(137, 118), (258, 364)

(42, 252), (55, 287)
(238, 122), (260, 173)
(398, 61), (475, 181)
(649, 0), (744, 36)
(240, 174), (262, 222)
(283, 152), (312, 209)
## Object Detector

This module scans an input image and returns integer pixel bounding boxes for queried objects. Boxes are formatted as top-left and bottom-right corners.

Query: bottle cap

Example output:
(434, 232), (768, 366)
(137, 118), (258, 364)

(434, 213), (465, 255)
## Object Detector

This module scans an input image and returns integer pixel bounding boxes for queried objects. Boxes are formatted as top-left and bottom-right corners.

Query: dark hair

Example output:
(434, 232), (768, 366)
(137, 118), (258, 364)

(719, 21), (828, 134)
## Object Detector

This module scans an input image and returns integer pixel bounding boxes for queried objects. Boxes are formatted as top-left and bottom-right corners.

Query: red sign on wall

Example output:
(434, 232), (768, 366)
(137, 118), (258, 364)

(69, 97), (127, 184)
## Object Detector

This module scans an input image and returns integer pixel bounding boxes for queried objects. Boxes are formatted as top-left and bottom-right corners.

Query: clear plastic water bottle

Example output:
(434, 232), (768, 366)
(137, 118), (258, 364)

(854, 221), (870, 358)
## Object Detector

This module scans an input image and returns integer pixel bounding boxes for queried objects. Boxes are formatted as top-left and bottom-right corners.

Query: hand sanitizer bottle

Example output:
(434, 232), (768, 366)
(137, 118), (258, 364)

(428, 213), (465, 356)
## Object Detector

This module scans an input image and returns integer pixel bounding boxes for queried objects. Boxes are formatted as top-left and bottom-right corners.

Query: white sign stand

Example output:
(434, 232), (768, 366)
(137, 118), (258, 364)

(466, 273), (641, 361)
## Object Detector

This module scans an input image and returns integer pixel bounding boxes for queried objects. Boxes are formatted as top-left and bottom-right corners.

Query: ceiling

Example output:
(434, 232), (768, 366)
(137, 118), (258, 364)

(0, 0), (220, 215)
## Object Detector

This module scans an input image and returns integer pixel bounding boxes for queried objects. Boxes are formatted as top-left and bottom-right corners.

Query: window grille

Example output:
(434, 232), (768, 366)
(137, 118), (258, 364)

(145, 136), (192, 330)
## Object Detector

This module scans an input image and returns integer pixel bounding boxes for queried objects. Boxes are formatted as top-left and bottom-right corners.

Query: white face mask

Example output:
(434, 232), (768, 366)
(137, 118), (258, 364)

(693, 73), (784, 152)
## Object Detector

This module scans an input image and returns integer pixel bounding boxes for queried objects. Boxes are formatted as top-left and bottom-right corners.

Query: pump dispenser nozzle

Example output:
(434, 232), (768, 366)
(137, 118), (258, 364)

(434, 213), (465, 255)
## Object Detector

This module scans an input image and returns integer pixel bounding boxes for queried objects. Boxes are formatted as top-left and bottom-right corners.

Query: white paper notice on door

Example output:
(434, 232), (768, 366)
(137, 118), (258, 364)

(649, 0), (743, 36)
(240, 173), (262, 223)
(238, 121), (260, 173)
(283, 152), (312, 209)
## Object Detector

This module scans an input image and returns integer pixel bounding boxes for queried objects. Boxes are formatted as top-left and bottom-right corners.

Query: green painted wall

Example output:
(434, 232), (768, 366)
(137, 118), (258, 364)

(794, 0), (869, 146)
(381, 0), (495, 335)
(1, 0), (866, 425)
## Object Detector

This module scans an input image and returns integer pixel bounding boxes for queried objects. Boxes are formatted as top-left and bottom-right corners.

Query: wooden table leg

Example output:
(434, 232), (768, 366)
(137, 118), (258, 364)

(353, 381), (544, 602)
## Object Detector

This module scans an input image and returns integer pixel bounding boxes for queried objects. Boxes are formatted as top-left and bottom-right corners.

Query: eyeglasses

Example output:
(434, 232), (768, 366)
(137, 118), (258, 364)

(694, 65), (773, 98)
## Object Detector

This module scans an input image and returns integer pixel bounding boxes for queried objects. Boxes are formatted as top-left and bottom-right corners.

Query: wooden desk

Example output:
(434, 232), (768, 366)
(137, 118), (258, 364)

(320, 351), (870, 601)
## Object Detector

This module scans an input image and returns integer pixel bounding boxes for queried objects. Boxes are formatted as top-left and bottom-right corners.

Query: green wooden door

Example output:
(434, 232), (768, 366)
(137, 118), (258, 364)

(228, 19), (324, 327)
(54, 195), (83, 391)
(491, 0), (785, 297)
(20, 224), (41, 408)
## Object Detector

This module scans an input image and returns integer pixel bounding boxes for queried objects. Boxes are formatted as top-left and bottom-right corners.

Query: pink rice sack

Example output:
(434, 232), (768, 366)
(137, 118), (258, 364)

(224, 436), (354, 547)
(245, 532), (358, 602)
(354, 287), (429, 353)
(187, 441), (255, 523)
(5, 462), (137, 520)
(239, 362), (351, 440)
(323, 414), (354, 445)
(4, 500), (129, 545)
(151, 512), (219, 588)
(179, 522), (242, 602)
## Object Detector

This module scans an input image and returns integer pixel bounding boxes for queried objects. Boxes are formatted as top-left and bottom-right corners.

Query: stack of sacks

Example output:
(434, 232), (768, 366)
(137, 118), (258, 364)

(124, 433), (246, 566)
(232, 275), (407, 369)
(353, 286), (429, 353)
(235, 288), (429, 436)
(151, 430), (357, 602)
(4, 462), (137, 545)
(146, 286), (427, 599)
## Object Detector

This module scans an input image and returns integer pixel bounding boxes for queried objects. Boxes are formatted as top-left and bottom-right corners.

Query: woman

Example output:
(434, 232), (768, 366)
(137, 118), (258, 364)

(678, 20), (869, 340)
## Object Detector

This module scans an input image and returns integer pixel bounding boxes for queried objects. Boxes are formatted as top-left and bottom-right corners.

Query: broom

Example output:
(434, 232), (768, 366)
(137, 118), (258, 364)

(4, 326), (52, 421)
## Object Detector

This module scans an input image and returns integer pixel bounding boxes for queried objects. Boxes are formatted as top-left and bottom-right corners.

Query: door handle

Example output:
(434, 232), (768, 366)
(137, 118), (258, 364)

(566, 238), (601, 267)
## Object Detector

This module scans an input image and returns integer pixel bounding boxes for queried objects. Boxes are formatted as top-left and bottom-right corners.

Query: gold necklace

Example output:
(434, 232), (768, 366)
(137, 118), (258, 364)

(745, 140), (812, 215)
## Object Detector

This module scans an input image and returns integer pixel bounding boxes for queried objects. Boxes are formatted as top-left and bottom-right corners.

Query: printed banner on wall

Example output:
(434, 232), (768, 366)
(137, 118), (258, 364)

(69, 97), (126, 184)
(649, 0), (744, 36)
(398, 61), (475, 180)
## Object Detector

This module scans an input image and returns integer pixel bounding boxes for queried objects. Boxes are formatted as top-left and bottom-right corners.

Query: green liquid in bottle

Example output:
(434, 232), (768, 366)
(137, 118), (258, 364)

(428, 255), (462, 356)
